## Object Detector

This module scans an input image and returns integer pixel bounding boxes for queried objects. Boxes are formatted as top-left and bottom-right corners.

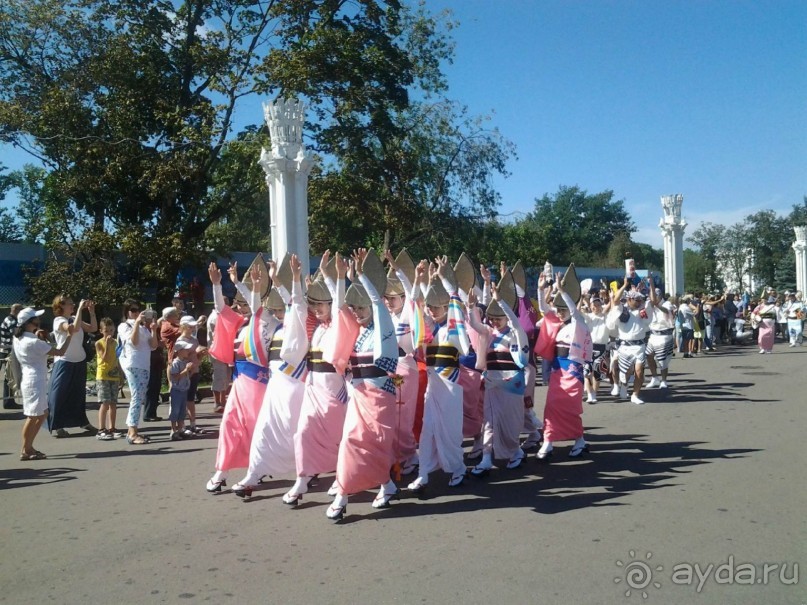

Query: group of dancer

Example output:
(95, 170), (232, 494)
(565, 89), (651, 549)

(200, 247), (679, 522)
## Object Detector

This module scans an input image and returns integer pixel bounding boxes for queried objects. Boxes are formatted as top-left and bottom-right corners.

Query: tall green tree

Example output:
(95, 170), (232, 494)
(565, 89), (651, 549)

(744, 210), (792, 287)
(688, 222), (724, 291)
(0, 0), (456, 301)
(498, 186), (635, 268)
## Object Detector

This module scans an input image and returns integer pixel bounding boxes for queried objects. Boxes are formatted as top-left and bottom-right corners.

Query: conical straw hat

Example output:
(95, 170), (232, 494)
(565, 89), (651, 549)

(394, 249), (416, 286)
(453, 252), (476, 299)
(425, 278), (450, 307)
(345, 283), (370, 307)
(263, 287), (286, 311)
(306, 278), (332, 303)
(242, 254), (271, 300)
(511, 260), (527, 293)
(552, 263), (581, 309)
(362, 249), (388, 300)
(275, 252), (293, 293)
(489, 269), (517, 315)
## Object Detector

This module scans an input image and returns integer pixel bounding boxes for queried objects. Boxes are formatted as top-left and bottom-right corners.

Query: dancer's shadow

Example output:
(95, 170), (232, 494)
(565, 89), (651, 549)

(48, 447), (208, 460)
(0, 466), (84, 491)
(341, 433), (760, 523)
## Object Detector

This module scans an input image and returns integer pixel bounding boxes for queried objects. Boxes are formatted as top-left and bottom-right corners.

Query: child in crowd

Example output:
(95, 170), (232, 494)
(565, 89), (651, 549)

(95, 317), (122, 440)
(176, 315), (207, 433)
(168, 341), (195, 440)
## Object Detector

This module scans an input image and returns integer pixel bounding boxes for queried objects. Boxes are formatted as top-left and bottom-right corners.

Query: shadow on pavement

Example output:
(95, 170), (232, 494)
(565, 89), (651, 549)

(335, 433), (761, 524)
(0, 466), (84, 491)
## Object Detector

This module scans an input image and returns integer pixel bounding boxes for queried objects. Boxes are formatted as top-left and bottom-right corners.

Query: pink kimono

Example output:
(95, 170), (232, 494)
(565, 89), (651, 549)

(536, 292), (592, 443)
(335, 274), (399, 494)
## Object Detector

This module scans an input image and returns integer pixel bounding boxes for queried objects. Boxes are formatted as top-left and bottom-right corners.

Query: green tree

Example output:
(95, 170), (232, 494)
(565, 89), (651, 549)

(1, 0), (456, 301)
(688, 222), (724, 291)
(744, 210), (792, 287)
(308, 100), (515, 260)
(0, 207), (21, 242)
(683, 248), (711, 293)
(506, 186), (635, 267)
(788, 196), (807, 227)
(773, 249), (797, 292)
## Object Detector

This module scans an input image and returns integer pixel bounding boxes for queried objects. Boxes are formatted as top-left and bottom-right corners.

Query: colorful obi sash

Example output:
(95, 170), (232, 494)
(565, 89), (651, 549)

(232, 359), (269, 384)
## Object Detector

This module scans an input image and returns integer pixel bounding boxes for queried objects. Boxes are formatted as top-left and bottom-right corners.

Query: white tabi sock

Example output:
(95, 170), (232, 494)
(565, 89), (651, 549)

(290, 475), (311, 496)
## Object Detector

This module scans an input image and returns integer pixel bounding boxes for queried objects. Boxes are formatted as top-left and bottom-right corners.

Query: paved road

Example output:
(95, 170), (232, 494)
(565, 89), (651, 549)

(1, 342), (804, 605)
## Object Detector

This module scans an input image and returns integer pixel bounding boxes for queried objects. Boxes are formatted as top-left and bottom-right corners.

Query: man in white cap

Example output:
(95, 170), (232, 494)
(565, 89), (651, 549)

(607, 276), (657, 404)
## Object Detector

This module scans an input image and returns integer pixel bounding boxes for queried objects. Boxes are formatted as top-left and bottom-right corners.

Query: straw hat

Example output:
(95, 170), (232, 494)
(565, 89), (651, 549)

(488, 268), (518, 317)
(306, 278), (332, 303)
(425, 278), (450, 307)
(275, 252), (293, 293)
(553, 263), (581, 309)
(394, 249), (416, 286)
(263, 287), (286, 311)
(362, 249), (388, 300)
(242, 254), (271, 300)
(453, 252), (477, 300)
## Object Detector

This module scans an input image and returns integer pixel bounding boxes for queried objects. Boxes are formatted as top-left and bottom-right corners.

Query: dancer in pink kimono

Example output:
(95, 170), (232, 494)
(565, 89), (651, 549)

(283, 252), (358, 506)
(232, 254), (309, 498)
(407, 256), (470, 493)
(383, 249), (420, 476)
(466, 281), (529, 475)
(205, 262), (274, 493)
(752, 296), (777, 354)
(535, 270), (592, 461)
(326, 249), (400, 521)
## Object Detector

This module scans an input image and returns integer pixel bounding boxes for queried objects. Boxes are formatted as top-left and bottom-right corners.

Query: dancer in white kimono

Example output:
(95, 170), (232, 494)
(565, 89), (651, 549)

(407, 256), (469, 493)
(232, 254), (309, 498)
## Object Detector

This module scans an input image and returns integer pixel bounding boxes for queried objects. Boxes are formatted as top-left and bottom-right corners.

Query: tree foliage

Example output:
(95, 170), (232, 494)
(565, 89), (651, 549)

(0, 0), (464, 302)
(490, 186), (636, 268)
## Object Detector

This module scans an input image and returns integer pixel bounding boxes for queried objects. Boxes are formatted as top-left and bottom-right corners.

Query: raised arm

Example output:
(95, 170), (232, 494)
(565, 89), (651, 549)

(209, 262), (226, 312)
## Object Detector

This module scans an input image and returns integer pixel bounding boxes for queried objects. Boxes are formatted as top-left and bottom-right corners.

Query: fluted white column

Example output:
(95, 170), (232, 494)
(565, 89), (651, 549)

(794, 226), (807, 295)
(259, 98), (315, 276)
(659, 194), (686, 296)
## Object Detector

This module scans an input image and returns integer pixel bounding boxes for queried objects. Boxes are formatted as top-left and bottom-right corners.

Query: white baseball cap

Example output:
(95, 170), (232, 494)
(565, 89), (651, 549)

(17, 307), (45, 325)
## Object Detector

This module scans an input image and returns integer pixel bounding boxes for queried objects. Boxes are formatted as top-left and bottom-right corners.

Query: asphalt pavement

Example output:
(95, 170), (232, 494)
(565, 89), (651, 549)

(1, 340), (804, 605)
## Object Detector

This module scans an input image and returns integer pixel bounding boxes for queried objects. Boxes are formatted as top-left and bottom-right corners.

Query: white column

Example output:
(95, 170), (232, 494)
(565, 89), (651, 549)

(794, 226), (807, 295)
(259, 98), (314, 276)
(659, 194), (686, 296)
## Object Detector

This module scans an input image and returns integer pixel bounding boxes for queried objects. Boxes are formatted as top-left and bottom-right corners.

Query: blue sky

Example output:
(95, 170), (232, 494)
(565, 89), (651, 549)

(2, 0), (805, 250)
(430, 0), (807, 246)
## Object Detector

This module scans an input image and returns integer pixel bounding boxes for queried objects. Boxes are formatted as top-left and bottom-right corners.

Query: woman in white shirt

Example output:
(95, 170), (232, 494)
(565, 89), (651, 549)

(118, 299), (159, 444)
(47, 295), (97, 437)
(14, 308), (73, 460)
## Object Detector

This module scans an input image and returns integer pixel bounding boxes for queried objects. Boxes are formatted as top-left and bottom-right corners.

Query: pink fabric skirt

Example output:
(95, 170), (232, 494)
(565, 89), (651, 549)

(336, 382), (397, 494)
(215, 372), (267, 472)
(294, 378), (348, 477)
(758, 318), (775, 351)
(483, 380), (525, 460)
(543, 360), (584, 443)
(459, 366), (484, 438)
